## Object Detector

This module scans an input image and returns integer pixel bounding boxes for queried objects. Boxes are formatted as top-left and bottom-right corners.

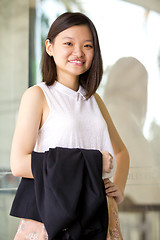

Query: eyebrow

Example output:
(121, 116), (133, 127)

(62, 37), (93, 42)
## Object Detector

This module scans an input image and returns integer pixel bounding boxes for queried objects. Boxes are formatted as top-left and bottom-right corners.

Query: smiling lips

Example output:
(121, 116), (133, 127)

(68, 59), (85, 65)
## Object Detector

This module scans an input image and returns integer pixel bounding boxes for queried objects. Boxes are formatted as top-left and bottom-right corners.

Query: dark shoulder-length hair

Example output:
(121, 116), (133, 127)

(41, 12), (103, 99)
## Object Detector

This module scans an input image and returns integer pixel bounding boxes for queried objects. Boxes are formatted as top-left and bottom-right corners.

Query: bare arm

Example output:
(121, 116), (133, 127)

(95, 93), (130, 203)
(10, 86), (47, 178)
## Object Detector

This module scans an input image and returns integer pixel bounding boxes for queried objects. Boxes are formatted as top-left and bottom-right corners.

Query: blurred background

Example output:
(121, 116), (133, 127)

(0, 0), (160, 239)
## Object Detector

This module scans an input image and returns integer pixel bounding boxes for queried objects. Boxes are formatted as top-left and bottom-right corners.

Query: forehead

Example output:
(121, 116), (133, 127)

(56, 25), (93, 40)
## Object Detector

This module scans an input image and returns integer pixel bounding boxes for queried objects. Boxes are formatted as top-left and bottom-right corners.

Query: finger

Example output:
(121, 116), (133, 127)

(104, 181), (111, 186)
(105, 186), (120, 194)
(107, 189), (121, 196)
(108, 161), (113, 169)
(105, 183), (114, 190)
(105, 168), (111, 173)
(103, 178), (109, 183)
(104, 179), (113, 188)
(105, 186), (118, 193)
(106, 191), (119, 198)
(105, 185), (116, 191)
(110, 162), (113, 169)
(107, 192), (119, 197)
(102, 151), (113, 160)
(109, 153), (113, 160)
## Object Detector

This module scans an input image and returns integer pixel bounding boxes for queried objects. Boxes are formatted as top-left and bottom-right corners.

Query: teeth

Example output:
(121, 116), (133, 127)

(69, 60), (83, 64)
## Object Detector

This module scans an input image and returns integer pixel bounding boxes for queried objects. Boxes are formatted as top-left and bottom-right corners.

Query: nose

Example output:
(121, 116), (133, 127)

(72, 45), (84, 57)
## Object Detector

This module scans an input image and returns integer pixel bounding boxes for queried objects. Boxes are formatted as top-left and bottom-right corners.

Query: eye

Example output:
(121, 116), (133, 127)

(84, 44), (93, 48)
(64, 42), (73, 46)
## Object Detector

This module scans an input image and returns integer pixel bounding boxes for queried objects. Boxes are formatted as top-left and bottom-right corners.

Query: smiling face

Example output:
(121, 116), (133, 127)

(46, 25), (94, 84)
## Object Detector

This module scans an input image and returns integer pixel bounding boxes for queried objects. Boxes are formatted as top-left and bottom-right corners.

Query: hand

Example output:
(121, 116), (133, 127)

(101, 151), (113, 173)
(103, 178), (124, 204)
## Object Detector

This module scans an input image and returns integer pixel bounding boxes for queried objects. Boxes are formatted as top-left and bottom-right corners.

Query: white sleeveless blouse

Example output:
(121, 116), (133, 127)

(34, 81), (116, 178)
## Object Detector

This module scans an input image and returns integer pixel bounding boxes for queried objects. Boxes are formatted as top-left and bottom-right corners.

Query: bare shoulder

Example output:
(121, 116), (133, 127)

(17, 85), (47, 123)
(20, 85), (46, 110)
(22, 85), (44, 101)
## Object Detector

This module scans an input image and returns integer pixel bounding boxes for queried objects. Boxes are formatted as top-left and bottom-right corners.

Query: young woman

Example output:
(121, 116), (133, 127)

(10, 12), (129, 240)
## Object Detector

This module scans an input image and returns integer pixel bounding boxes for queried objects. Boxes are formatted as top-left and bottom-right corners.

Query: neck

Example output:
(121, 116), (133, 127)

(57, 74), (79, 91)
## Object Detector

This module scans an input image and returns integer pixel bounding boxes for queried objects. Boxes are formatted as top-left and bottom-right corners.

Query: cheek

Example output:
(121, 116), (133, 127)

(53, 46), (68, 56)
(53, 51), (67, 65)
(88, 52), (94, 65)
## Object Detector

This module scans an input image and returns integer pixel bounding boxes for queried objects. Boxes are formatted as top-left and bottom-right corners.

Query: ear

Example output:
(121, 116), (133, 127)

(45, 39), (53, 57)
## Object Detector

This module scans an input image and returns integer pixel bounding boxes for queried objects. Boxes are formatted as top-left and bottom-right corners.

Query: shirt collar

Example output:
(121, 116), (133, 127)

(52, 81), (87, 101)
